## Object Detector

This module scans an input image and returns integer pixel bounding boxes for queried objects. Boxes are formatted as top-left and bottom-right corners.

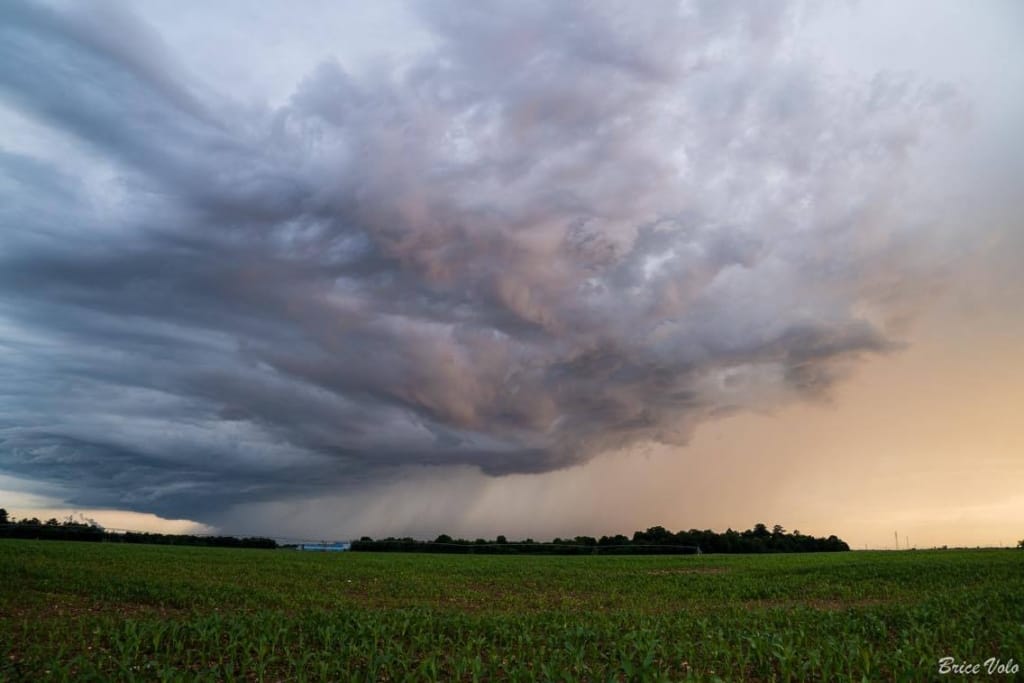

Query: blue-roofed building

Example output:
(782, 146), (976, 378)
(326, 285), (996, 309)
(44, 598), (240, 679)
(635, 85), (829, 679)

(298, 541), (351, 552)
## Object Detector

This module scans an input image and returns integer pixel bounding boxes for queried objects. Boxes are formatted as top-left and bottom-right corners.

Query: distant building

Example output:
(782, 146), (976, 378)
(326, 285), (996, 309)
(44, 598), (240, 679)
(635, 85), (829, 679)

(298, 542), (351, 552)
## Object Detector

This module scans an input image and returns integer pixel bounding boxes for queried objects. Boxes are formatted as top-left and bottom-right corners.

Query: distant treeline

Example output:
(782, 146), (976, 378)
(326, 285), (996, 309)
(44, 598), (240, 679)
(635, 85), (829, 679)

(1, 506), (850, 554)
(0, 510), (276, 549)
(352, 524), (850, 554)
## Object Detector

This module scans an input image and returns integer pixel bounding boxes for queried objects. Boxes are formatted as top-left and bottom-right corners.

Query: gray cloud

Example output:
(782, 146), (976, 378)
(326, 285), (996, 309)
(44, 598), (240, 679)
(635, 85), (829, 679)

(0, 0), (978, 520)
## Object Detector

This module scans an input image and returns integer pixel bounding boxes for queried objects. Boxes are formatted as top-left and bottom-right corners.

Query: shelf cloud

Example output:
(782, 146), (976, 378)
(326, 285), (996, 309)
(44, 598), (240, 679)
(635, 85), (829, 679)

(0, 0), (1013, 526)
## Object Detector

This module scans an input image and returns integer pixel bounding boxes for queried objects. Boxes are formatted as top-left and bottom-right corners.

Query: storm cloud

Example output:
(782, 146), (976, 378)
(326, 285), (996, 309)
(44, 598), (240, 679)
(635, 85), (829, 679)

(0, 0), (986, 521)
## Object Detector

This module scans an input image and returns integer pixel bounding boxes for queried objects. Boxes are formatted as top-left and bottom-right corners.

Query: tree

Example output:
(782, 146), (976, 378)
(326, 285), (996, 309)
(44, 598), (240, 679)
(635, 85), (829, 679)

(635, 526), (672, 544)
(0, 508), (7, 525)
(1018, 539), (1023, 549)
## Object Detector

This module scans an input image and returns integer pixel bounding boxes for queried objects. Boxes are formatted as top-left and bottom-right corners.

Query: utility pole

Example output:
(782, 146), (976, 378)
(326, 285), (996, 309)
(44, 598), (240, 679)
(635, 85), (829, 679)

(894, 531), (899, 550)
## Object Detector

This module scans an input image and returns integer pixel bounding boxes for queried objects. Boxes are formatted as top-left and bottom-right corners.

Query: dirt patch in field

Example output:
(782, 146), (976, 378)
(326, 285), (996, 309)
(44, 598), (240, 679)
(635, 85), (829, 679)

(743, 597), (891, 611)
(647, 567), (730, 576)
(0, 592), (192, 621)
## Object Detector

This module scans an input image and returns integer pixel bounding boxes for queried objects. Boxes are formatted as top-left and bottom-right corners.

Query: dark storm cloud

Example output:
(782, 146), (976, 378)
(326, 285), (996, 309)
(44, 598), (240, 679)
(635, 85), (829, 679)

(0, 0), (964, 518)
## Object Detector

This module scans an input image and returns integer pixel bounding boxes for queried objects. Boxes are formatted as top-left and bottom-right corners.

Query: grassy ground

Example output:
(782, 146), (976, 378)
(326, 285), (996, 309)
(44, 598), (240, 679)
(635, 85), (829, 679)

(0, 540), (1021, 681)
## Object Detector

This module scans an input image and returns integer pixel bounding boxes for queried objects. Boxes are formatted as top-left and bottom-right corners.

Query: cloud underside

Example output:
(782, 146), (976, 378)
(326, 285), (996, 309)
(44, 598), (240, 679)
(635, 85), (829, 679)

(0, 1), (962, 518)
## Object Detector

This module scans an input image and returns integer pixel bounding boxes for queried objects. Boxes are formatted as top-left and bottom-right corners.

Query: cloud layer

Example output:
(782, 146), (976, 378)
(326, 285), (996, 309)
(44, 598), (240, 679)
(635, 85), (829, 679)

(0, 1), (982, 520)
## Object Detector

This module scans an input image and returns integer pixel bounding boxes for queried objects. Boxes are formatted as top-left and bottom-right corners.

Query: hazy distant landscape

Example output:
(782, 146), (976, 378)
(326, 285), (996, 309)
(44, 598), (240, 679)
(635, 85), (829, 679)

(2, 540), (1021, 680)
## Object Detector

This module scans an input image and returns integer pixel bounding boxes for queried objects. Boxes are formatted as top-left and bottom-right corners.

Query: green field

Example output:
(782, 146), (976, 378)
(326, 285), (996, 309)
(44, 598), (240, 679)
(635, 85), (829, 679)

(1, 541), (1021, 681)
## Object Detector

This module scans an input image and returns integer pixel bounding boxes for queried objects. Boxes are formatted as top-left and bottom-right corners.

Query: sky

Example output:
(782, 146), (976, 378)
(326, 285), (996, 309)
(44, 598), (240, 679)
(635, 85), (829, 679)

(1, 0), (1022, 548)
